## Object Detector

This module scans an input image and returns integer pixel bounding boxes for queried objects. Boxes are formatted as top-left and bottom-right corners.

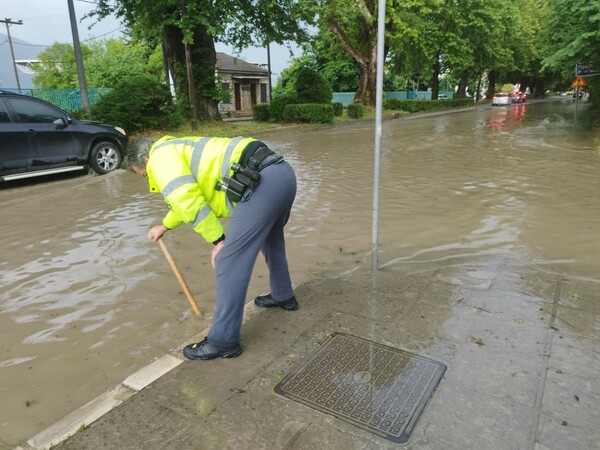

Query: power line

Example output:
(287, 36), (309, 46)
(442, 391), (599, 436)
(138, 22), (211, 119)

(13, 42), (51, 48)
(82, 26), (126, 41)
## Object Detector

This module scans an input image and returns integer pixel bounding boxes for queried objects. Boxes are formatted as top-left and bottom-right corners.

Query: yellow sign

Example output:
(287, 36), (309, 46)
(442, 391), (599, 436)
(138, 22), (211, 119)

(572, 77), (587, 87)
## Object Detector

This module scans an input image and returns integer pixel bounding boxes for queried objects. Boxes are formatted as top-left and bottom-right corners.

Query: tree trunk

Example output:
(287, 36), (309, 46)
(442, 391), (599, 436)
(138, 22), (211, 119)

(486, 71), (497, 99)
(431, 51), (441, 100)
(163, 24), (220, 121)
(456, 70), (469, 98)
(355, 59), (377, 105)
(327, 12), (379, 107)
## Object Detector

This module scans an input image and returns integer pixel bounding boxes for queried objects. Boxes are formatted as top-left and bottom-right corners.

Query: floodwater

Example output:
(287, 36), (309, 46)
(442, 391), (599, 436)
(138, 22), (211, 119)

(1, 98), (599, 446)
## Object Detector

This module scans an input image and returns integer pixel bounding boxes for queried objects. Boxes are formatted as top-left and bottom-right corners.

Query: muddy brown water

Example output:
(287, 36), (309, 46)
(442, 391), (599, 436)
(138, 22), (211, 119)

(1, 98), (599, 446)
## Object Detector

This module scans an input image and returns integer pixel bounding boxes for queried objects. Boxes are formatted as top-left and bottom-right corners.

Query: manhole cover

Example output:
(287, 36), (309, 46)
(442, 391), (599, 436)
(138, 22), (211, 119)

(275, 333), (446, 443)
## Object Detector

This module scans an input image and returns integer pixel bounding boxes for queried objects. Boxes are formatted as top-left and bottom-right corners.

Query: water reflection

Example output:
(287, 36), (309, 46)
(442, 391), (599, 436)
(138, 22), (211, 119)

(487, 104), (527, 132)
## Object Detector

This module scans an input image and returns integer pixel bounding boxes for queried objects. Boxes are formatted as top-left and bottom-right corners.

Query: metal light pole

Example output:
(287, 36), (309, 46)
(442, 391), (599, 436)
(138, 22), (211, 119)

(180, 0), (198, 129)
(1, 18), (23, 92)
(66, 0), (91, 116)
(371, 0), (386, 272)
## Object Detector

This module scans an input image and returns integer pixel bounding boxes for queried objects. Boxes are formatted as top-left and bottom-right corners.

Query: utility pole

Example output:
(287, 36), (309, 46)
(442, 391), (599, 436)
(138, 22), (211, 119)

(66, 0), (91, 116)
(1, 18), (23, 92)
(180, 0), (198, 130)
(266, 43), (272, 102)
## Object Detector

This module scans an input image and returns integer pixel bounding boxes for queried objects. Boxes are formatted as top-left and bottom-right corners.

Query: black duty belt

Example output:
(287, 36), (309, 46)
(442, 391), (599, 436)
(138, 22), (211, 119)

(238, 140), (284, 171)
(216, 141), (284, 203)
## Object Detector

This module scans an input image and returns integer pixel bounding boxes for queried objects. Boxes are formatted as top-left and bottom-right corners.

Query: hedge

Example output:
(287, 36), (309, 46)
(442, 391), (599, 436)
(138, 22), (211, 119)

(269, 95), (298, 121)
(347, 103), (364, 119)
(384, 97), (473, 112)
(253, 104), (270, 122)
(282, 103), (334, 123)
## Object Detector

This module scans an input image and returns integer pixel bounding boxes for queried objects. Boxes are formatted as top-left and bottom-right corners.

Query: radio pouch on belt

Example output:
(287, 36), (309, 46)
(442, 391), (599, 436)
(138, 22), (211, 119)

(215, 177), (245, 203)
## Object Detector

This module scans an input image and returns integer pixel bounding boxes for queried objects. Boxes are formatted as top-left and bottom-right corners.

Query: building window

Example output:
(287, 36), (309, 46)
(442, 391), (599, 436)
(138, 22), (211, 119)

(260, 83), (268, 103)
(221, 83), (231, 104)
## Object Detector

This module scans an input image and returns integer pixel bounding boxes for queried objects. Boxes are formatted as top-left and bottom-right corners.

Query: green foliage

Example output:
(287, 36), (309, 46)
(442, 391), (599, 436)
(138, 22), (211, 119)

(313, 29), (360, 92)
(274, 54), (318, 98)
(346, 104), (364, 119)
(33, 43), (91, 88)
(294, 66), (333, 103)
(269, 95), (298, 122)
(541, 0), (600, 104)
(253, 104), (271, 122)
(332, 102), (343, 116)
(282, 103), (334, 123)
(92, 75), (182, 132)
(33, 38), (163, 90)
(384, 98), (473, 113)
(85, 39), (163, 88)
(89, 0), (314, 120)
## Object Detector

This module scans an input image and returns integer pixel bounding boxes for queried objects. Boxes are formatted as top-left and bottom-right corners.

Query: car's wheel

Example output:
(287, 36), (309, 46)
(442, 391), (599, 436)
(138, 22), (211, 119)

(89, 141), (123, 174)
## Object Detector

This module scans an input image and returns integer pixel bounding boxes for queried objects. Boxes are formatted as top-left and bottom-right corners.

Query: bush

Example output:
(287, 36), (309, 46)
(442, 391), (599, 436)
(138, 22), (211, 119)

(93, 75), (182, 132)
(347, 103), (364, 119)
(332, 102), (343, 116)
(294, 67), (333, 104)
(269, 95), (297, 122)
(282, 103), (334, 123)
(253, 104), (270, 122)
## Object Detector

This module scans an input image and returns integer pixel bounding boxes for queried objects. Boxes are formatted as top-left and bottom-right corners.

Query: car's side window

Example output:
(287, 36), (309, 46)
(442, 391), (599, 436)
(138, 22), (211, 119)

(0, 101), (10, 123)
(6, 97), (63, 124)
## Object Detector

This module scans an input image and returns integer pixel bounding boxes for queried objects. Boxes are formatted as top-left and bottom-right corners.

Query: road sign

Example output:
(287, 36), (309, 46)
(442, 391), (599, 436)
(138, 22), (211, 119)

(576, 63), (600, 77)
(572, 77), (587, 87)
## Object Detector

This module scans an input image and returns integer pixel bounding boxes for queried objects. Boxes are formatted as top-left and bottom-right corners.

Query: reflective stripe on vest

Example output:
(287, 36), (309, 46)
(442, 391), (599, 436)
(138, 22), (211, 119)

(190, 137), (211, 179)
(221, 136), (245, 179)
(191, 204), (212, 228)
(161, 174), (197, 199)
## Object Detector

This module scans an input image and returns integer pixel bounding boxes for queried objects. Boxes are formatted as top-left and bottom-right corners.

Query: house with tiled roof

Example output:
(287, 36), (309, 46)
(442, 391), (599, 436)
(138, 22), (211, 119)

(216, 52), (270, 117)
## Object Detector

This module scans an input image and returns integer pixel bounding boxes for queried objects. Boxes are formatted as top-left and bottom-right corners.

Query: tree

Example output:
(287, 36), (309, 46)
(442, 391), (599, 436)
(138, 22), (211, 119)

(93, 75), (181, 131)
(33, 38), (162, 89)
(302, 0), (386, 105)
(294, 66), (333, 103)
(84, 39), (163, 88)
(313, 29), (360, 93)
(91, 0), (312, 121)
(541, 0), (600, 105)
(33, 43), (91, 88)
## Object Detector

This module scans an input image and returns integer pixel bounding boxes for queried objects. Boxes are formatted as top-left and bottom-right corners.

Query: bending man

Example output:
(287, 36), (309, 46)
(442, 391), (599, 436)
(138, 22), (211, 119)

(130, 135), (298, 361)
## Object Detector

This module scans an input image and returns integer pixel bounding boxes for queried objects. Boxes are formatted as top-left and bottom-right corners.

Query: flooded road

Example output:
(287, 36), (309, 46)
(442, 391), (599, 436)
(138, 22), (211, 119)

(1, 98), (599, 446)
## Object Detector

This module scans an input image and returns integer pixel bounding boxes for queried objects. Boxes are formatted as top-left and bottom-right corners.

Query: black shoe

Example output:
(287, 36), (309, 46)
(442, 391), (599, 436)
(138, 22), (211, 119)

(183, 337), (242, 360)
(254, 294), (298, 311)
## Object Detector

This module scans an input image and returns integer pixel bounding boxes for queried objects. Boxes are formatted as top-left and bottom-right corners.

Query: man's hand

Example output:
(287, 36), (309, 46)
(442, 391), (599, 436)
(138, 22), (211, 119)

(211, 240), (225, 268)
(148, 224), (169, 242)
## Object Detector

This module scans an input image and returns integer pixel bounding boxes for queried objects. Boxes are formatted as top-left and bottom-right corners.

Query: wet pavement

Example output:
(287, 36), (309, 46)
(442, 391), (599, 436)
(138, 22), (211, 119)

(20, 264), (600, 449)
(3, 98), (600, 449)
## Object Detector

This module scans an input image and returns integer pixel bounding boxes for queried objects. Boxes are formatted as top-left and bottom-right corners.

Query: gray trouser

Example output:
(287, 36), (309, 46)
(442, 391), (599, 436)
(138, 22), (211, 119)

(208, 160), (297, 347)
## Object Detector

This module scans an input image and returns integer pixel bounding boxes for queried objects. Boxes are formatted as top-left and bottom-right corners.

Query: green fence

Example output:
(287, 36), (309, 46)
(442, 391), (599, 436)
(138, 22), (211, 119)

(2, 88), (111, 112)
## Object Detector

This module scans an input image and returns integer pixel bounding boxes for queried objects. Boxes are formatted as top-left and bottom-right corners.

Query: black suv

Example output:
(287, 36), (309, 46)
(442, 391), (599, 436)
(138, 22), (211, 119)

(0, 90), (128, 182)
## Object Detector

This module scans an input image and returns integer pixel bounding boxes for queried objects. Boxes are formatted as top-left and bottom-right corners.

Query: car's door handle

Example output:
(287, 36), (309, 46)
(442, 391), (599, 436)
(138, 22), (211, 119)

(28, 129), (36, 135)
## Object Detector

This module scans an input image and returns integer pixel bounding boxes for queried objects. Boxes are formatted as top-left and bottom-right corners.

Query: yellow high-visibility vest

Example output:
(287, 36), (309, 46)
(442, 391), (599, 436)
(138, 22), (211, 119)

(146, 135), (256, 243)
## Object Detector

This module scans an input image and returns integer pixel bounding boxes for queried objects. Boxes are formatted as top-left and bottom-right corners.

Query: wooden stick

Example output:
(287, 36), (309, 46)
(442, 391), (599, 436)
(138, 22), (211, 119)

(157, 238), (203, 317)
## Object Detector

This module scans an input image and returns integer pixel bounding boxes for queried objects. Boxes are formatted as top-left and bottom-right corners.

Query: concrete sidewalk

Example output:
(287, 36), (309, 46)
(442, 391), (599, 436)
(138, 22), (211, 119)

(17, 261), (600, 450)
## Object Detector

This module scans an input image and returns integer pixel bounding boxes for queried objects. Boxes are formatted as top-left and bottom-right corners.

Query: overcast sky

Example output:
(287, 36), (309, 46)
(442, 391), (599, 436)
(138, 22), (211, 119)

(3, 0), (300, 82)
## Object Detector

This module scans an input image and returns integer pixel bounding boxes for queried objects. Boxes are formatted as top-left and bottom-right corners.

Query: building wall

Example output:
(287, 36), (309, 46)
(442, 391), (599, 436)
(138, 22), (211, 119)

(218, 72), (270, 117)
